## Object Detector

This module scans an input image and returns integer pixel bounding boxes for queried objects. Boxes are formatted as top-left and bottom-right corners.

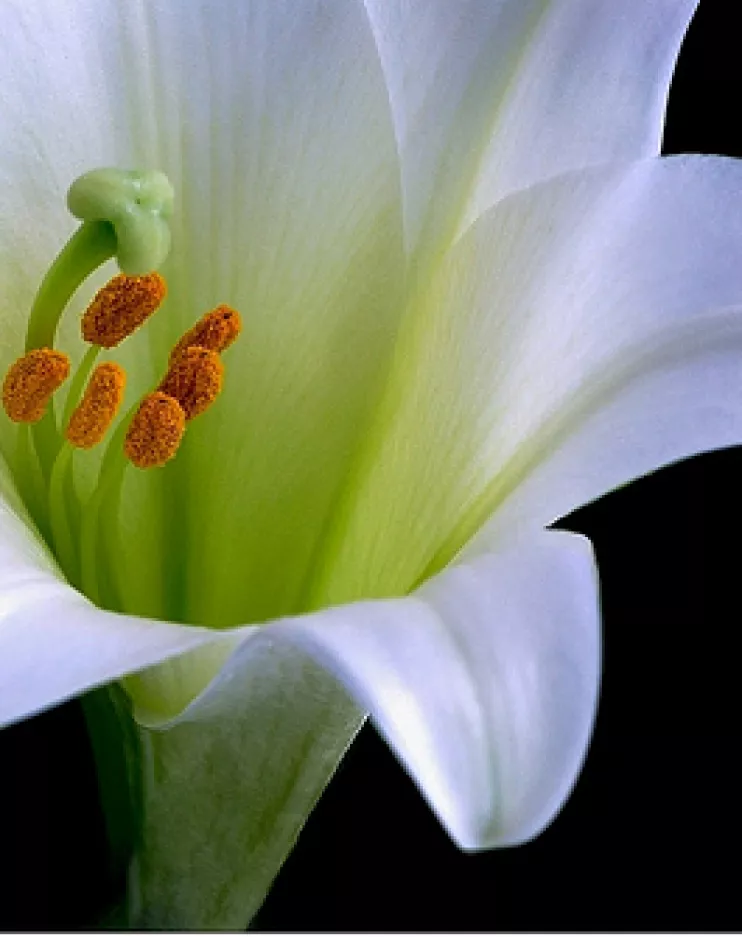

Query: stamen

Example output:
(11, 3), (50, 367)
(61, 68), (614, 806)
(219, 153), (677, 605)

(158, 346), (224, 421)
(2, 349), (70, 423)
(124, 392), (186, 468)
(169, 305), (242, 364)
(82, 273), (167, 347)
(65, 362), (127, 449)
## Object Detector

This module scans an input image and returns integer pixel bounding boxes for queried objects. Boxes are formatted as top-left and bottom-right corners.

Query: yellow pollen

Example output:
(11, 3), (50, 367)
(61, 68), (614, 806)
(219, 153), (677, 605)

(2, 348), (70, 423)
(65, 362), (127, 449)
(82, 272), (167, 348)
(169, 305), (242, 364)
(124, 392), (185, 469)
(157, 345), (224, 421)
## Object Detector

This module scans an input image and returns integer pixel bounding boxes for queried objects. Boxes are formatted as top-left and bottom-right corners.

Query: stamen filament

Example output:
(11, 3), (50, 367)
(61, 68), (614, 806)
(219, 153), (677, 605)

(80, 409), (133, 604)
(62, 345), (102, 428)
(48, 442), (79, 585)
(14, 424), (51, 544)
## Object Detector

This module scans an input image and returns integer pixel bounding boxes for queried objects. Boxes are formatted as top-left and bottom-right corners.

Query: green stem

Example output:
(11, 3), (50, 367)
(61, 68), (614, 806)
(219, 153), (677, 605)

(48, 442), (79, 586)
(62, 344), (102, 428)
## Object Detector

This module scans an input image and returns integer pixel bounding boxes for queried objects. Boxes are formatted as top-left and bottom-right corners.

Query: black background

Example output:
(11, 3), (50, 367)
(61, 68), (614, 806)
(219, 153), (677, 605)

(2, 2), (741, 930)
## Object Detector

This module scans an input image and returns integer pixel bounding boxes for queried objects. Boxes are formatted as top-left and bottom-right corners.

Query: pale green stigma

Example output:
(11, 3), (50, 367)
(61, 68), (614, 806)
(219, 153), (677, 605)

(26, 168), (174, 353)
(67, 168), (174, 275)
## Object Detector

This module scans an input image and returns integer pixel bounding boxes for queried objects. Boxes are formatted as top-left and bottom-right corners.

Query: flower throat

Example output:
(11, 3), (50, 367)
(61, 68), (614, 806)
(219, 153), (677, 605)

(1, 168), (241, 609)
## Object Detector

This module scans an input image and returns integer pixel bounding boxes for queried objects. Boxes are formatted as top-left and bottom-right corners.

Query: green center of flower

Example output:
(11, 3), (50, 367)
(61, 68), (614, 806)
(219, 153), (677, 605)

(2, 168), (241, 612)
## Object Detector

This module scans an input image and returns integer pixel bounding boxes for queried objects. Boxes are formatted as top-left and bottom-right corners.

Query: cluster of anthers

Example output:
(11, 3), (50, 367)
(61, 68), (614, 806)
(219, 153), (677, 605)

(2, 266), (241, 467)
(0, 167), (241, 600)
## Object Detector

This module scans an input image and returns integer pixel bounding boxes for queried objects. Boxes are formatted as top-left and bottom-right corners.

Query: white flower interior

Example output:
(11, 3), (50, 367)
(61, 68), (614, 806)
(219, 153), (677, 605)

(1, 1), (740, 928)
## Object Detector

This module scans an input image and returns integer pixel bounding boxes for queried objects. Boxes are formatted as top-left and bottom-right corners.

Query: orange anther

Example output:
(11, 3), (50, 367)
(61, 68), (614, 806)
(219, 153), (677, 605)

(2, 348), (70, 423)
(82, 272), (167, 348)
(124, 392), (185, 469)
(65, 362), (126, 449)
(158, 345), (224, 421)
(169, 305), (241, 365)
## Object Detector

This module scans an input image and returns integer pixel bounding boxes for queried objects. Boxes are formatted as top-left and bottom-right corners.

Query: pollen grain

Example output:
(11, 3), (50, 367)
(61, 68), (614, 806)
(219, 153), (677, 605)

(158, 345), (224, 421)
(169, 305), (241, 364)
(2, 348), (70, 423)
(82, 272), (167, 348)
(65, 361), (126, 449)
(124, 392), (186, 469)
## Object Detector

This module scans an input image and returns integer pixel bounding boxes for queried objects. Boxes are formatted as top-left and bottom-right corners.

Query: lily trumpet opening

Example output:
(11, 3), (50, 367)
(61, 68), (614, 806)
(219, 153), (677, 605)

(1, 1), (742, 930)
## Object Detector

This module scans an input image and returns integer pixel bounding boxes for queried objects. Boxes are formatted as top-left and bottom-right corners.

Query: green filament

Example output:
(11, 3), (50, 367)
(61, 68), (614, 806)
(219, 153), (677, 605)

(48, 442), (79, 586)
(14, 424), (51, 545)
(62, 344), (102, 428)
(80, 406), (135, 605)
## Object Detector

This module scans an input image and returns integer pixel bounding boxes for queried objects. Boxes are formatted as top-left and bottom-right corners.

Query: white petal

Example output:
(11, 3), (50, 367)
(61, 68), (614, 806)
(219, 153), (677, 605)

(362, 0), (697, 256)
(0, 491), (232, 727)
(273, 529), (600, 848)
(313, 156), (742, 604)
(471, 308), (742, 554)
(128, 528), (599, 926)
(157, 1), (404, 630)
(460, 0), (699, 227)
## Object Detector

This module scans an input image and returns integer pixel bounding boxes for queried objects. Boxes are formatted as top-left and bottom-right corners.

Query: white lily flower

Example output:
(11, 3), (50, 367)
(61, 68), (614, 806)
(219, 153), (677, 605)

(0, 0), (739, 929)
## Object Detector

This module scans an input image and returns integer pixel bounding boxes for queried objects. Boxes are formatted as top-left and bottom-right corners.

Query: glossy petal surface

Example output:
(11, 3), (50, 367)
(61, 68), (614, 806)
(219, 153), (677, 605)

(314, 157), (742, 603)
(362, 0), (697, 256)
